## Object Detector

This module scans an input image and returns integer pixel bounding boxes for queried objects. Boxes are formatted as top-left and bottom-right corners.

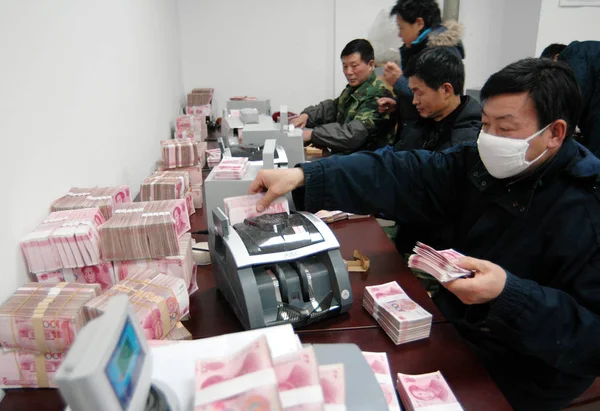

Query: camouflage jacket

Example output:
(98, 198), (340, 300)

(302, 72), (394, 154)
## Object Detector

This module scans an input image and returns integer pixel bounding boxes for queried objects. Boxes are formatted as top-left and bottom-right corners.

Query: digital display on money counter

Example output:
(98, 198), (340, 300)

(105, 319), (145, 410)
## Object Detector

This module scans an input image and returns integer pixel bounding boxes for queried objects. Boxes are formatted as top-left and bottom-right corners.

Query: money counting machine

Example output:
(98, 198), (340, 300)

(56, 295), (180, 411)
(209, 208), (353, 330)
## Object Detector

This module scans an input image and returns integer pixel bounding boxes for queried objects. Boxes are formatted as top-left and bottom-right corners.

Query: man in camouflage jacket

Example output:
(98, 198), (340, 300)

(291, 39), (394, 154)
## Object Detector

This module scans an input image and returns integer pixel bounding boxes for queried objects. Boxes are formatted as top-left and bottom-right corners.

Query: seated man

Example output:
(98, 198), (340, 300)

(378, 46), (481, 152)
(541, 41), (600, 157)
(290, 39), (394, 154)
(251, 58), (600, 410)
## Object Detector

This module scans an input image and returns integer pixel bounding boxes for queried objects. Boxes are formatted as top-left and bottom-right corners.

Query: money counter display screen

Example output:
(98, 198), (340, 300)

(105, 319), (145, 410)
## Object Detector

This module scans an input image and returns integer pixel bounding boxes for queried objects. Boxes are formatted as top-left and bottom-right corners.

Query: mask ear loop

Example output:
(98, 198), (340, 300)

(524, 123), (553, 165)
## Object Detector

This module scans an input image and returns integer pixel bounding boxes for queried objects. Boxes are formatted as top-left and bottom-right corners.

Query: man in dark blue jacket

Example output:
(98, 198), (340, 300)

(541, 41), (600, 157)
(249, 58), (600, 410)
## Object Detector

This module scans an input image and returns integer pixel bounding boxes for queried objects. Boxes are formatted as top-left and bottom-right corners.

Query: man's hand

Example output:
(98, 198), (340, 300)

(378, 97), (397, 114)
(249, 168), (305, 212)
(443, 257), (508, 305)
(383, 62), (403, 87)
(302, 129), (312, 142)
(290, 113), (309, 129)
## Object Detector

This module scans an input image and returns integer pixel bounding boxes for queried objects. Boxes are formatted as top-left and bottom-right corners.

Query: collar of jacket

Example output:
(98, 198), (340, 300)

(344, 71), (377, 101)
(468, 138), (600, 217)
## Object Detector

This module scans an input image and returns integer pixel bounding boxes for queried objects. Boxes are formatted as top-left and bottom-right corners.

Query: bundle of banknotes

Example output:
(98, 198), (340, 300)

(156, 161), (203, 185)
(187, 88), (213, 107)
(0, 350), (66, 388)
(84, 268), (189, 341)
(175, 115), (208, 141)
(407, 242), (472, 283)
(190, 183), (203, 209)
(194, 335), (348, 411)
(213, 157), (249, 180)
(140, 171), (190, 202)
(314, 210), (370, 224)
(397, 371), (463, 411)
(51, 186), (131, 220)
(187, 104), (212, 117)
(363, 352), (402, 411)
(206, 148), (222, 168)
(34, 262), (117, 292)
(0, 283), (101, 353)
(363, 282), (432, 345)
(161, 138), (199, 169)
(223, 193), (290, 226)
(21, 208), (106, 274)
(113, 233), (195, 295)
(99, 199), (190, 260)
(230, 96), (257, 101)
(185, 190), (195, 216)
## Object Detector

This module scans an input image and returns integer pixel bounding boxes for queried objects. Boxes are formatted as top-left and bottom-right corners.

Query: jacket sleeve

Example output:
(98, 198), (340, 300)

(484, 256), (600, 378)
(295, 146), (467, 222)
(393, 75), (413, 100)
(310, 91), (393, 152)
(302, 99), (338, 127)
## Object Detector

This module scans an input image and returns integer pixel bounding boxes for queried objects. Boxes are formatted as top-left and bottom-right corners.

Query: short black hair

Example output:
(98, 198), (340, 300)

(480, 58), (581, 137)
(341, 39), (374, 64)
(540, 43), (567, 59)
(390, 0), (442, 29)
(404, 47), (464, 95)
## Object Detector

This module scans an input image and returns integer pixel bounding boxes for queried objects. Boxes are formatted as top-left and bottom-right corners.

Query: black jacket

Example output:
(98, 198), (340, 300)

(394, 96), (482, 152)
(295, 139), (600, 410)
(559, 41), (600, 157)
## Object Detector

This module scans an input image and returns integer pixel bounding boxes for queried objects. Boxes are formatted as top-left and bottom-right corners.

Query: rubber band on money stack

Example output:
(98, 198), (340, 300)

(100, 199), (191, 261)
(51, 186), (131, 220)
(113, 233), (195, 296)
(0, 283), (101, 388)
(161, 138), (198, 169)
(84, 268), (189, 341)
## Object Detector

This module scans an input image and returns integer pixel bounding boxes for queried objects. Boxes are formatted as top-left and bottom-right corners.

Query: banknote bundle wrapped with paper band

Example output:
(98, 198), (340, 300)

(397, 371), (463, 411)
(99, 199), (190, 260)
(140, 171), (190, 202)
(84, 268), (189, 341)
(161, 138), (199, 169)
(213, 157), (249, 180)
(51, 186), (131, 220)
(363, 281), (432, 345)
(20, 208), (106, 274)
(363, 352), (401, 411)
(113, 233), (195, 295)
(176, 114), (208, 141)
(34, 262), (117, 292)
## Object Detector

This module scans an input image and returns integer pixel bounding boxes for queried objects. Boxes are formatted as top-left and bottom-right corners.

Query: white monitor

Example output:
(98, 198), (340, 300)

(56, 294), (152, 411)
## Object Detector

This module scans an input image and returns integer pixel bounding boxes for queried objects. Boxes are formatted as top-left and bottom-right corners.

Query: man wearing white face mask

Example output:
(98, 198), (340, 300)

(248, 58), (600, 410)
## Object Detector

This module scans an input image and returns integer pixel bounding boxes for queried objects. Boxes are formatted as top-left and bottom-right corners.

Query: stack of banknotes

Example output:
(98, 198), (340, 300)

(0, 283), (101, 388)
(51, 186), (131, 220)
(84, 268), (189, 341)
(362, 352), (402, 411)
(99, 199), (190, 260)
(223, 193), (290, 226)
(161, 138), (199, 169)
(397, 371), (463, 411)
(34, 262), (117, 292)
(194, 335), (348, 411)
(213, 157), (249, 180)
(175, 114), (207, 141)
(206, 148), (222, 168)
(314, 210), (370, 224)
(187, 88), (213, 107)
(407, 242), (472, 283)
(363, 282), (432, 345)
(140, 171), (190, 202)
(20, 208), (106, 274)
(156, 161), (203, 185)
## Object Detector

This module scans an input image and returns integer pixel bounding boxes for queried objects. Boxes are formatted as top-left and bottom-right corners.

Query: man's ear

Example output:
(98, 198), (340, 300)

(415, 17), (425, 31)
(368, 59), (375, 71)
(441, 82), (455, 98)
(548, 120), (567, 148)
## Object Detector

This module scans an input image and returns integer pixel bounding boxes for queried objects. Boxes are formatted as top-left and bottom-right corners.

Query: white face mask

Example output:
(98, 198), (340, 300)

(477, 124), (551, 179)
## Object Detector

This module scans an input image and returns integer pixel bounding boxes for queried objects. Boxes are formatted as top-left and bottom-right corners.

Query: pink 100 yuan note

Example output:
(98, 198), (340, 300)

(318, 363), (346, 411)
(274, 347), (324, 410)
(397, 371), (463, 411)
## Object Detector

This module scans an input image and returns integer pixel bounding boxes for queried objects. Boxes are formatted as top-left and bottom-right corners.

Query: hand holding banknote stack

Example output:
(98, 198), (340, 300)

(397, 371), (463, 411)
(194, 336), (349, 411)
(213, 157), (249, 180)
(362, 352), (401, 411)
(223, 193), (290, 226)
(99, 199), (190, 260)
(20, 208), (106, 274)
(161, 138), (199, 169)
(51, 186), (131, 220)
(407, 242), (473, 283)
(84, 268), (189, 340)
(363, 282), (432, 345)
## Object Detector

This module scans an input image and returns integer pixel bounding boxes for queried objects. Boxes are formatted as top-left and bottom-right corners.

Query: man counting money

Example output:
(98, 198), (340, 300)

(249, 58), (600, 411)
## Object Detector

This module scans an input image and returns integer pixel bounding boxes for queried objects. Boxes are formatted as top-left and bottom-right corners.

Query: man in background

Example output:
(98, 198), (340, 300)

(541, 41), (600, 156)
(290, 39), (393, 154)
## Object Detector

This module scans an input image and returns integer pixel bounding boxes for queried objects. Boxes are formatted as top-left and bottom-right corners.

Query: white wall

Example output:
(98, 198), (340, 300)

(535, 0), (600, 55)
(0, 1), (183, 303)
(177, 0), (335, 116)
